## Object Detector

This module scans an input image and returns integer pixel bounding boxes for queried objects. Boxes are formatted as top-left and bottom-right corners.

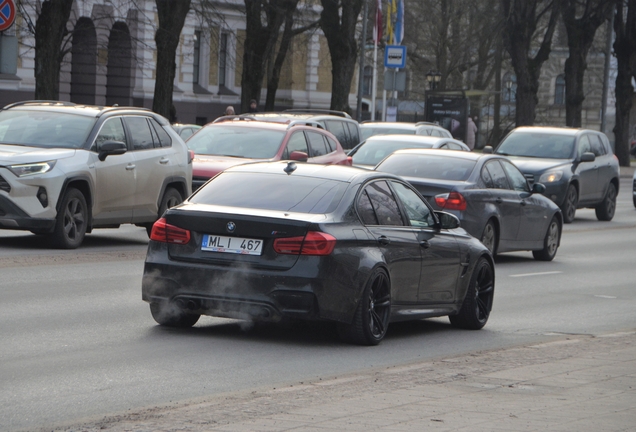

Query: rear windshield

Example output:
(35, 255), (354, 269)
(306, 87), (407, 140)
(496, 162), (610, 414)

(0, 109), (96, 149)
(377, 154), (476, 181)
(190, 172), (348, 214)
(360, 127), (415, 141)
(352, 139), (433, 166)
(496, 132), (575, 159)
(186, 125), (286, 159)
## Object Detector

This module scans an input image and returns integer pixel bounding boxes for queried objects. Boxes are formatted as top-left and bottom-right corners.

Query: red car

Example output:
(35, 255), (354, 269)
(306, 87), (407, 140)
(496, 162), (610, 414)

(187, 117), (352, 190)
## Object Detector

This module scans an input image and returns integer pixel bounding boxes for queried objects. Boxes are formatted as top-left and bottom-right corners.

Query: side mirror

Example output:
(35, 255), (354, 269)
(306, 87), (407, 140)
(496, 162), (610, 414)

(98, 141), (127, 161)
(482, 146), (494, 154)
(580, 152), (596, 162)
(435, 211), (461, 230)
(289, 151), (308, 162)
(531, 182), (546, 194)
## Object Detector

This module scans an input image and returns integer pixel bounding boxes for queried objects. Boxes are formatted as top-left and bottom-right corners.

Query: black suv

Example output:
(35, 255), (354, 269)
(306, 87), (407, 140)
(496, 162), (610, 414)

(493, 127), (620, 223)
(250, 109), (361, 150)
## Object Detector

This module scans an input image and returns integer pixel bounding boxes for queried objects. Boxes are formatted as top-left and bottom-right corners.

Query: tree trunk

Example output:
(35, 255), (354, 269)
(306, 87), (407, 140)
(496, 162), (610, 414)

(562, 0), (615, 127)
(319, 0), (363, 113)
(34, 0), (74, 100)
(612, 0), (636, 166)
(153, 0), (192, 121)
(501, 0), (560, 126)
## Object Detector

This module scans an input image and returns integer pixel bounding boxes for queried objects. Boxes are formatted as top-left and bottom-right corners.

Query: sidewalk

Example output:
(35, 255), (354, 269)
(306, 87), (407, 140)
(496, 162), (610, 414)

(54, 330), (636, 432)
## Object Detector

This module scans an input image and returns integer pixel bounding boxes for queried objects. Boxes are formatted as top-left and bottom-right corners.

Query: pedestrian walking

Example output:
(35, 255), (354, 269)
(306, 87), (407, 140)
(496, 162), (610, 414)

(466, 116), (478, 150)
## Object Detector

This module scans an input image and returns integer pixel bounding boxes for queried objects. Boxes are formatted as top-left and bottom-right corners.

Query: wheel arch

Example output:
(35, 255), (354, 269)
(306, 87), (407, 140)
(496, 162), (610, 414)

(156, 177), (190, 209)
(56, 176), (94, 231)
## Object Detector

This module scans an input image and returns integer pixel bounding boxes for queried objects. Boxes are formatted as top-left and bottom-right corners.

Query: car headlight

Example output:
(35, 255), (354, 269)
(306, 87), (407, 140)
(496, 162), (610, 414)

(8, 161), (57, 177)
(538, 170), (563, 183)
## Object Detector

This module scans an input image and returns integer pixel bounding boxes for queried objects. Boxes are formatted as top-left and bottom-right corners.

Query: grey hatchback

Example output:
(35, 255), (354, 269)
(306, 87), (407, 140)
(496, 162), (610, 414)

(492, 127), (619, 223)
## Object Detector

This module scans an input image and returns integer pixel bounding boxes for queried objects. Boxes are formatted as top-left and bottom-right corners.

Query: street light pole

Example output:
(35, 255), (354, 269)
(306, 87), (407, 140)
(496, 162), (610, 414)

(356, 0), (369, 122)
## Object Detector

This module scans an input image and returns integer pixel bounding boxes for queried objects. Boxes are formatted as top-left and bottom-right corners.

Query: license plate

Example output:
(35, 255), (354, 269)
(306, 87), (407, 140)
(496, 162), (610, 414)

(201, 234), (263, 255)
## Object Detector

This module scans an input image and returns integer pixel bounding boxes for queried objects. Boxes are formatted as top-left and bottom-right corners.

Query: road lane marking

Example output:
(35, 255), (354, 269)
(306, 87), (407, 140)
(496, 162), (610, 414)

(594, 295), (617, 299)
(509, 271), (563, 278)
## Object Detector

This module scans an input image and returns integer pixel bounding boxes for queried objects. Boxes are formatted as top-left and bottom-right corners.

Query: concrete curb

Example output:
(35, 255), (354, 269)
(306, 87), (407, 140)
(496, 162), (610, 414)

(51, 330), (636, 432)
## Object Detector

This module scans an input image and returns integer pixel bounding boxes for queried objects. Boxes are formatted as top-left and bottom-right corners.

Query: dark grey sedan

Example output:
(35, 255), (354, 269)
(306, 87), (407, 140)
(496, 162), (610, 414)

(375, 149), (563, 261)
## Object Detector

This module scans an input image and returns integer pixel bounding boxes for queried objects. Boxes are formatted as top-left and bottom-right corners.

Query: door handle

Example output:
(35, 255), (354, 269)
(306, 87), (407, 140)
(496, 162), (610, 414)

(495, 197), (503, 204)
(126, 164), (136, 170)
(377, 236), (391, 245)
(160, 158), (169, 164)
(420, 240), (430, 249)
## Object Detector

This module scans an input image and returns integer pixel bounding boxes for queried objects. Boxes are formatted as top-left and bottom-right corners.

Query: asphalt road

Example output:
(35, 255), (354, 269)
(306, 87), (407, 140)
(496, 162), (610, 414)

(1, 177), (635, 431)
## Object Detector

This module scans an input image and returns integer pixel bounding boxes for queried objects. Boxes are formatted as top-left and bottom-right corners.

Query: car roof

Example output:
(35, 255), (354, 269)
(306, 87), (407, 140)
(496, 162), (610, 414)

(2, 100), (155, 119)
(365, 134), (449, 144)
(360, 122), (418, 129)
(387, 148), (490, 161)
(511, 126), (589, 136)
(210, 116), (329, 131)
(224, 160), (397, 183)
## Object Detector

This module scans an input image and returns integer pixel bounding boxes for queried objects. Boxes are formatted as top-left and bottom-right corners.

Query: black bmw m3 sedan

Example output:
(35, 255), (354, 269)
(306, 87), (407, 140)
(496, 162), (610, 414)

(142, 161), (495, 345)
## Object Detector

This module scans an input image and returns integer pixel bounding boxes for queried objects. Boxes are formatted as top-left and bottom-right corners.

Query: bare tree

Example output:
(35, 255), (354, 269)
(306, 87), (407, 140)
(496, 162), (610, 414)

(33, 0), (74, 100)
(561, 0), (615, 127)
(319, 0), (363, 113)
(501, 0), (561, 126)
(613, 0), (636, 166)
(153, 0), (192, 121)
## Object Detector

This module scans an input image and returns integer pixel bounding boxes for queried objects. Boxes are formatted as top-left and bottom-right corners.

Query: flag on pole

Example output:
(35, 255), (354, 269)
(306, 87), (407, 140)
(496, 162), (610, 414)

(373, 0), (383, 45)
(386, 0), (396, 45)
(394, 0), (404, 45)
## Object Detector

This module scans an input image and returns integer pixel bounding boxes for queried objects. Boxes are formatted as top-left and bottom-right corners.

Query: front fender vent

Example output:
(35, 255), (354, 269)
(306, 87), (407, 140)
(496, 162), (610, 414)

(0, 175), (10, 193)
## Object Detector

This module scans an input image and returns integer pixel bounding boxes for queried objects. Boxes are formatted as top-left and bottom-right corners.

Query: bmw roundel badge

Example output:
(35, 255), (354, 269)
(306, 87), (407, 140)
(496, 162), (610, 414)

(226, 222), (236, 233)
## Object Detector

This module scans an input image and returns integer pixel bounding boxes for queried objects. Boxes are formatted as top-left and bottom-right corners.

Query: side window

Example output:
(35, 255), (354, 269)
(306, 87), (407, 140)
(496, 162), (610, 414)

(326, 136), (337, 153)
(93, 118), (126, 150)
(439, 143), (447, 149)
(150, 119), (173, 147)
(481, 165), (494, 188)
(124, 117), (154, 150)
(577, 135), (592, 157)
(357, 190), (379, 225)
(306, 131), (328, 157)
(485, 160), (510, 190)
(283, 132), (308, 159)
(346, 122), (360, 147)
(391, 181), (434, 227)
(180, 128), (194, 140)
(446, 142), (462, 150)
(590, 135), (606, 156)
(325, 120), (347, 149)
(501, 160), (530, 192)
(363, 181), (404, 226)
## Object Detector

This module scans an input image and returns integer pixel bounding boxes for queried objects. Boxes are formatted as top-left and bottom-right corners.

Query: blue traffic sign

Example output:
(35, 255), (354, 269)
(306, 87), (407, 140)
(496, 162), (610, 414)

(384, 45), (407, 69)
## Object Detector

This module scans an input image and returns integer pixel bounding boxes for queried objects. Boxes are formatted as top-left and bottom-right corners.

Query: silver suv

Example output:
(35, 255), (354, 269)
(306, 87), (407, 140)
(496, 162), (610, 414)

(0, 101), (192, 248)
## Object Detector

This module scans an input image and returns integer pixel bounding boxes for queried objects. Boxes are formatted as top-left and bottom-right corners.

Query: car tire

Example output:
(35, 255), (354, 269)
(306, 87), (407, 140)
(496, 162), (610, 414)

(146, 187), (183, 236)
(337, 268), (391, 346)
(595, 183), (617, 221)
(633, 194), (636, 209)
(561, 184), (578, 224)
(449, 257), (494, 330)
(50, 188), (87, 249)
(532, 216), (560, 261)
(149, 302), (200, 328)
(480, 220), (498, 256)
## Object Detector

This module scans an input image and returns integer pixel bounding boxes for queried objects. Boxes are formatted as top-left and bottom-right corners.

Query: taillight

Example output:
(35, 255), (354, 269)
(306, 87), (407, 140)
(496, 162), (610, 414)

(435, 192), (467, 211)
(188, 150), (195, 164)
(273, 231), (336, 255)
(150, 218), (191, 244)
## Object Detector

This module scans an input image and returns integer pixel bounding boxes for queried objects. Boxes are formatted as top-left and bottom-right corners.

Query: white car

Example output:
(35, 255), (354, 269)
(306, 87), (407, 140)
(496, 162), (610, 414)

(0, 101), (192, 248)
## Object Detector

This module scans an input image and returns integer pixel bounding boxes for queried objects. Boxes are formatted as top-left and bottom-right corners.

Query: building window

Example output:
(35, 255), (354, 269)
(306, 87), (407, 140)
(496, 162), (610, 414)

(503, 72), (516, 103)
(554, 74), (565, 106)
(363, 65), (372, 96)
(193, 30), (201, 84)
(219, 33), (228, 87)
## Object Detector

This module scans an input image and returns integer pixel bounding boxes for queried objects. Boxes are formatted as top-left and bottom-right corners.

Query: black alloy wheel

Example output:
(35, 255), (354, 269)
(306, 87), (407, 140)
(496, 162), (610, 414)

(595, 183), (617, 221)
(532, 216), (560, 261)
(50, 188), (87, 249)
(561, 184), (578, 224)
(480, 220), (498, 256)
(449, 257), (494, 330)
(338, 268), (391, 345)
(150, 302), (200, 328)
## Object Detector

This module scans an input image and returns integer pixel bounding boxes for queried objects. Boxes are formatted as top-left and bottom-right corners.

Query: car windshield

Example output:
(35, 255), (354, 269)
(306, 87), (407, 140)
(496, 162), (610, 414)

(190, 172), (347, 214)
(352, 139), (433, 166)
(360, 127), (415, 141)
(377, 154), (476, 181)
(0, 109), (96, 149)
(186, 125), (286, 158)
(496, 132), (575, 159)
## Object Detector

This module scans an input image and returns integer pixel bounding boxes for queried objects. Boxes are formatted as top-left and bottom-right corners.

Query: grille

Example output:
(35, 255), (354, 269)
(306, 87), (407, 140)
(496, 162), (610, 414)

(0, 175), (10, 193)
